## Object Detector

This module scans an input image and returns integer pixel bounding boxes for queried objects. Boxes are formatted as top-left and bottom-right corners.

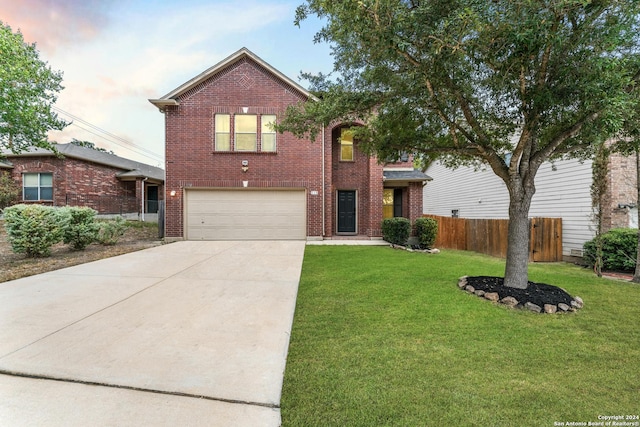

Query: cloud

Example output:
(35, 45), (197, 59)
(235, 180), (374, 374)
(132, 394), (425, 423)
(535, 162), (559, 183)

(0, 0), (118, 53)
(1, 0), (325, 164)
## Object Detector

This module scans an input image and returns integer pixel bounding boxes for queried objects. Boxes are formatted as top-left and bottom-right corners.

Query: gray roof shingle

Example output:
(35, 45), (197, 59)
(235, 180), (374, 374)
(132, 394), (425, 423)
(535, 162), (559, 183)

(2, 144), (164, 182)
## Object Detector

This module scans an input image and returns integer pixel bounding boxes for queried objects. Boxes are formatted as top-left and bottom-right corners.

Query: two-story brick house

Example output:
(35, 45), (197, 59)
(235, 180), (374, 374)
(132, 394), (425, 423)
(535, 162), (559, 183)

(150, 48), (429, 241)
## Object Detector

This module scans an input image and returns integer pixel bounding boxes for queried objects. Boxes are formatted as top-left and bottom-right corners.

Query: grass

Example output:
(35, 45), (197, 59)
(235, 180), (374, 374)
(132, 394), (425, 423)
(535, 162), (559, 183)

(281, 247), (640, 426)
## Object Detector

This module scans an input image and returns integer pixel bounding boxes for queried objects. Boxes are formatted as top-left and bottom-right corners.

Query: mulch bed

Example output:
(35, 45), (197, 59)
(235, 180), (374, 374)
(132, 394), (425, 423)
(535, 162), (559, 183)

(465, 276), (575, 308)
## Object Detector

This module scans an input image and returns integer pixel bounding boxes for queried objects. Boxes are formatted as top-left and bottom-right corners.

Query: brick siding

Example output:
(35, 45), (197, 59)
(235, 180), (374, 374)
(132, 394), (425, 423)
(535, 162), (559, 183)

(163, 55), (424, 239)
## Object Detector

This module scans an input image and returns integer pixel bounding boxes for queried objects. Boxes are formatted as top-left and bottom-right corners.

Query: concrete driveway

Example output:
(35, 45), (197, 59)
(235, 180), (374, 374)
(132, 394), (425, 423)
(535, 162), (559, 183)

(0, 240), (306, 426)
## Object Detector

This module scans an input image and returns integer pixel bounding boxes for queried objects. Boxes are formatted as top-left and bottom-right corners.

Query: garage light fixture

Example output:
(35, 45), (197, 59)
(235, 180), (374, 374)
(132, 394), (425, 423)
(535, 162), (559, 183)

(242, 160), (249, 173)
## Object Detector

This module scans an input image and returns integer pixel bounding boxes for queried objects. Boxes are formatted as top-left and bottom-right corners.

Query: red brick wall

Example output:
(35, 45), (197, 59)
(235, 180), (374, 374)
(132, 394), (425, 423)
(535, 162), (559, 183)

(7, 156), (141, 214)
(163, 55), (425, 239)
(163, 57), (324, 238)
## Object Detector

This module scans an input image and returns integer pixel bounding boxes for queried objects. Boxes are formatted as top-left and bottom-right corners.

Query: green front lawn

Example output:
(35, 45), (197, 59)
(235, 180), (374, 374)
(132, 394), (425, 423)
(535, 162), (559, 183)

(282, 247), (640, 426)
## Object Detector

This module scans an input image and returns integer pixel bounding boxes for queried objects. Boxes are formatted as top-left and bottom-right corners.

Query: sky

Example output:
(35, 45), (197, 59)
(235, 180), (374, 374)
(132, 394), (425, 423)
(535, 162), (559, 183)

(0, 0), (333, 166)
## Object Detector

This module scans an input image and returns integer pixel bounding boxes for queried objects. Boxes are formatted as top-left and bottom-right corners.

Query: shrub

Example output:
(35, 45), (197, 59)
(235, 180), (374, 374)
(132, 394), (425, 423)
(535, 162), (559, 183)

(414, 217), (438, 248)
(3, 204), (69, 257)
(583, 228), (638, 272)
(381, 217), (411, 245)
(62, 207), (99, 250)
(96, 216), (128, 245)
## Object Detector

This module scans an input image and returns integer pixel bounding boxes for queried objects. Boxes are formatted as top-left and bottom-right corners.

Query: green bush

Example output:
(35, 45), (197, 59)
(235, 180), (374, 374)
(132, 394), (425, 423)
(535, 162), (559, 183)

(381, 217), (411, 245)
(414, 217), (438, 248)
(3, 204), (69, 257)
(96, 216), (128, 245)
(583, 228), (638, 272)
(62, 207), (99, 250)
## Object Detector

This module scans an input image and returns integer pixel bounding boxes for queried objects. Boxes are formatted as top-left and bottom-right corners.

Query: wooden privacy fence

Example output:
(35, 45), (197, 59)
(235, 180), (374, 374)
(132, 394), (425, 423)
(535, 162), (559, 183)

(423, 215), (563, 262)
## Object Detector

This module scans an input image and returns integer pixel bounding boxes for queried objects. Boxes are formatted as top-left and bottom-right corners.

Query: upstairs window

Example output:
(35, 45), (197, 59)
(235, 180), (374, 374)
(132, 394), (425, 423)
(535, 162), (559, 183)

(340, 128), (354, 161)
(261, 115), (277, 152)
(235, 114), (257, 151)
(215, 114), (231, 151)
(23, 173), (53, 201)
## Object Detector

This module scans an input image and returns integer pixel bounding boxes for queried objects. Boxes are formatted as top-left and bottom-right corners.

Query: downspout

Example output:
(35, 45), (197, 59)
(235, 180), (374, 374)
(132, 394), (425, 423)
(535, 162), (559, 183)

(141, 177), (148, 222)
(322, 124), (326, 238)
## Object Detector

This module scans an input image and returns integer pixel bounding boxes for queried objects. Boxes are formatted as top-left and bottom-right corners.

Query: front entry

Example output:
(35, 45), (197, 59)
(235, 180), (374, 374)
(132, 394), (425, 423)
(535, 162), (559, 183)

(337, 190), (356, 233)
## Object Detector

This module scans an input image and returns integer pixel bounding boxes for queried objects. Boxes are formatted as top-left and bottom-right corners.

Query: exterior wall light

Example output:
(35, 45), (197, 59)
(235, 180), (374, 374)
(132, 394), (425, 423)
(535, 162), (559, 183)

(242, 160), (249, 173)
(170, 190), (176, 197)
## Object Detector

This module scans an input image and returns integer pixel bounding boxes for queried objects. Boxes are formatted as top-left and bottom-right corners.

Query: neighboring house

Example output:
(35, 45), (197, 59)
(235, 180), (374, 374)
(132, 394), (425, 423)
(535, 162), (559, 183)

(422, 152), (638, 258)
(1, 143), (165, 218)
(149, 47), (430, 241)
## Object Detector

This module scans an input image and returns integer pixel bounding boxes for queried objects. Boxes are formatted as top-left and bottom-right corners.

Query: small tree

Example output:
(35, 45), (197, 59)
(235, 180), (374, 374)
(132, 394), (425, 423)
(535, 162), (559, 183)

(0, 171), (19, 210)
(0, 22), (68, 154)
(590, 142), (610, 277)
(281, 0), (640, 289)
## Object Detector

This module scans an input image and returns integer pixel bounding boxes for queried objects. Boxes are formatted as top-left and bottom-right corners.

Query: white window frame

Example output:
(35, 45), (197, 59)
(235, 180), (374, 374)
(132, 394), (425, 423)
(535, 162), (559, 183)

(23, 172), (53, 201)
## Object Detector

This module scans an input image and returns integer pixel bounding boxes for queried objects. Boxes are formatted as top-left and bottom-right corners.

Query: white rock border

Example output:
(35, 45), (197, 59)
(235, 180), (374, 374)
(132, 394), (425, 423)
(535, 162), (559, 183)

(457, 275), (583, 314)
(389, 243), (440, 254)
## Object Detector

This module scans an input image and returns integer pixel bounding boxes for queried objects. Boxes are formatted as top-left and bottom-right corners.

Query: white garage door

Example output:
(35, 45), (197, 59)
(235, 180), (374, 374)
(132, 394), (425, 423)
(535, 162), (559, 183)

(185, 189), (307, 240)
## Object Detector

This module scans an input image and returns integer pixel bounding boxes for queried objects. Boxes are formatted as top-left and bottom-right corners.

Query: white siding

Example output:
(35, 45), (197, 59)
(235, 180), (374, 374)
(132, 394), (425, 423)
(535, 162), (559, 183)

(423, 159), (595, 257)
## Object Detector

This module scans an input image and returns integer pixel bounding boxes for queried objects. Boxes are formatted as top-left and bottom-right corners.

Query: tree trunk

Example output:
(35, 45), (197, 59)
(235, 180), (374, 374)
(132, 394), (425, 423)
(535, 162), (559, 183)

(504, 186), (534, 289)
(633, 149), (640, 283)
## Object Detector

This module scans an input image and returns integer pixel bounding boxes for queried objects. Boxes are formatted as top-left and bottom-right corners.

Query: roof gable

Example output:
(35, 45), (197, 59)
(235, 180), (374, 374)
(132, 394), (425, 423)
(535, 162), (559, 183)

(149, 47), (316, 111)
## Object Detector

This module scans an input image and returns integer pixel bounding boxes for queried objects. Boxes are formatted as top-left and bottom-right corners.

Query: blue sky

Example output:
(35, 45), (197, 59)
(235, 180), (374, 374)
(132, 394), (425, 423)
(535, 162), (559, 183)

(0, 0), (333, 165)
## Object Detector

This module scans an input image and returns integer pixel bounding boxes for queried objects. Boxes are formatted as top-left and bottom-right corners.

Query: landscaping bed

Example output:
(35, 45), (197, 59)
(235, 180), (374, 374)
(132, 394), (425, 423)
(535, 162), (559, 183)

(0, 219), (161, 283)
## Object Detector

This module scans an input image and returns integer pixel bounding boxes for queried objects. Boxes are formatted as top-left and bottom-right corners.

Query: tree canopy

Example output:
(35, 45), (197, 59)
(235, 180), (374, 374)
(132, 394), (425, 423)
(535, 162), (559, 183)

(280, 0), (640, 288)
(0, 21), (68, 154)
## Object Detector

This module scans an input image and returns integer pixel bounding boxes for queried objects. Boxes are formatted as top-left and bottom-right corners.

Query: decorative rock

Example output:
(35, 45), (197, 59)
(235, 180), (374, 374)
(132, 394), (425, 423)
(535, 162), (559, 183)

(427, 248), (441, 254)
(558, 303), (571, 312)
(544, 304), (558, 314)
(500, 296), (519, 307)
(525, 302), (542, 313)
(465, 285), (476, 293)
(572, 296), (584, 309)
(484, 292), (500, 302)
(458, 276), (468, 289)
(474, 290), (486, 297)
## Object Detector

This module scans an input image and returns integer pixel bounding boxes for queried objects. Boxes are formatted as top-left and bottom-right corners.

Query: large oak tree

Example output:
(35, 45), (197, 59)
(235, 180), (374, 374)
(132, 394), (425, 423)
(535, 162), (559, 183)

(0, 22), (68, 154)
(279, 0), (640, 289)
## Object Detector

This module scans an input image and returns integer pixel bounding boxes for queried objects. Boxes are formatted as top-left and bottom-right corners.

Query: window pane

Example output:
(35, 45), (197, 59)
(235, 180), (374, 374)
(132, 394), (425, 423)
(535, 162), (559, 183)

(40, 187), (53, 200)
(262, 134), (276, 152)
(236, 134), (256, 151)
(215, 114), (230, 151)
(40, 173), (52, 186)
(24, 187), (38, 200)
(216, 133), (230, 151)
(215, 114), (230, 132)
(235, 115), (257, 132)
(341, 145), (353, 161)
(261, 115), (276, 152)
(262, 115), (276, 132)
(340, 129), (354, 161)
(383, 205), (394, 219)
(235, 115), (257, 151)
(23, 173), (38, 186)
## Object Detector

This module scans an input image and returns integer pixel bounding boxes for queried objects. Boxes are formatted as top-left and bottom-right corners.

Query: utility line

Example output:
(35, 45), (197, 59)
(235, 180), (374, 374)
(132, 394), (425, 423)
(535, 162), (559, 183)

(52, 106), (164, 163)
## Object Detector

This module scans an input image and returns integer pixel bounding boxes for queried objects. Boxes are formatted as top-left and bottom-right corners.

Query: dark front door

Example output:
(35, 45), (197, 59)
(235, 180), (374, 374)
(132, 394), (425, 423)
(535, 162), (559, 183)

(147, 186), (159, 213)
(393, 188), (403, 218)
(337, 190), (356, 233)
